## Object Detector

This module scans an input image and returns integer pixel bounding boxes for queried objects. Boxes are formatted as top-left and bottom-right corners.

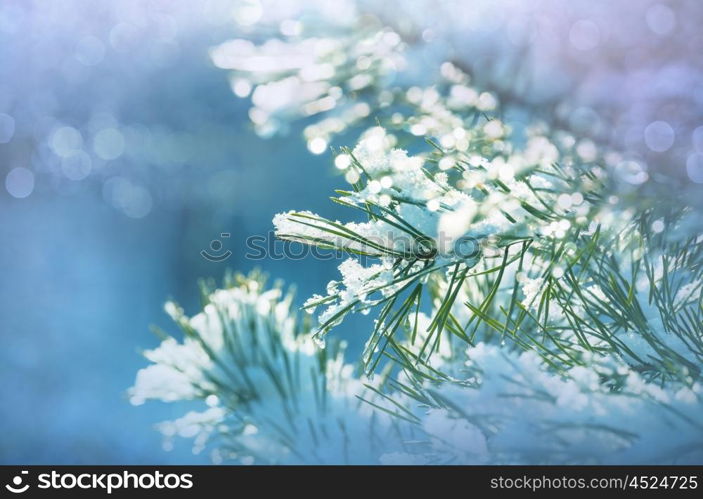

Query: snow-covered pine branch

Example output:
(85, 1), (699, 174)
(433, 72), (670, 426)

(132, 0), (703, 465)
(130, 272), (418, 464)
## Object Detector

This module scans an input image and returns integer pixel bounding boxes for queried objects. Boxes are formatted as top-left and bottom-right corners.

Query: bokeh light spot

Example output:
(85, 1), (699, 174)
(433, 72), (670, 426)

(61, 150), (92, 180)
(646, 4), (676, 35)
(644, 120), (675, 152)
(103, 176), (152, 218)
(50, 126), (83, 157)
(618, 160), (649, 185)
(686, 153), (703, 183)
(692, 126), (703, 153)
(233, 0), (262, 27)
(5, 167), (35, 198)
(93, 128), (125, 160)
(307, 137), (327, 155)
(0, 113), (15, 143)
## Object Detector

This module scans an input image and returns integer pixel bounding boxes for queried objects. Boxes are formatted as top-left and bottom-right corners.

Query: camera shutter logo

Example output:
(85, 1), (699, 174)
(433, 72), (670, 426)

(201, 232), (232, 262)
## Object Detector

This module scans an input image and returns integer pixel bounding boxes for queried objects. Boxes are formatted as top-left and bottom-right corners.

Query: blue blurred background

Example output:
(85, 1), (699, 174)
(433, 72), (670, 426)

(1, 0), (701, 463)
(0, 0), (358, 464)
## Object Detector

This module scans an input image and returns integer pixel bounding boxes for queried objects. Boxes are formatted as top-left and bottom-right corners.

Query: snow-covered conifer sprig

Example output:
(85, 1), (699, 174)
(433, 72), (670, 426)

(273, 121), (612, 371)
(385, 343), (703, 464)
(128, 271), (703, 464)
(210, 13), (406, 143)
(129, 271), (417, 464)
(211, 5), (506, 156)
(129, 0), (703, 464)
